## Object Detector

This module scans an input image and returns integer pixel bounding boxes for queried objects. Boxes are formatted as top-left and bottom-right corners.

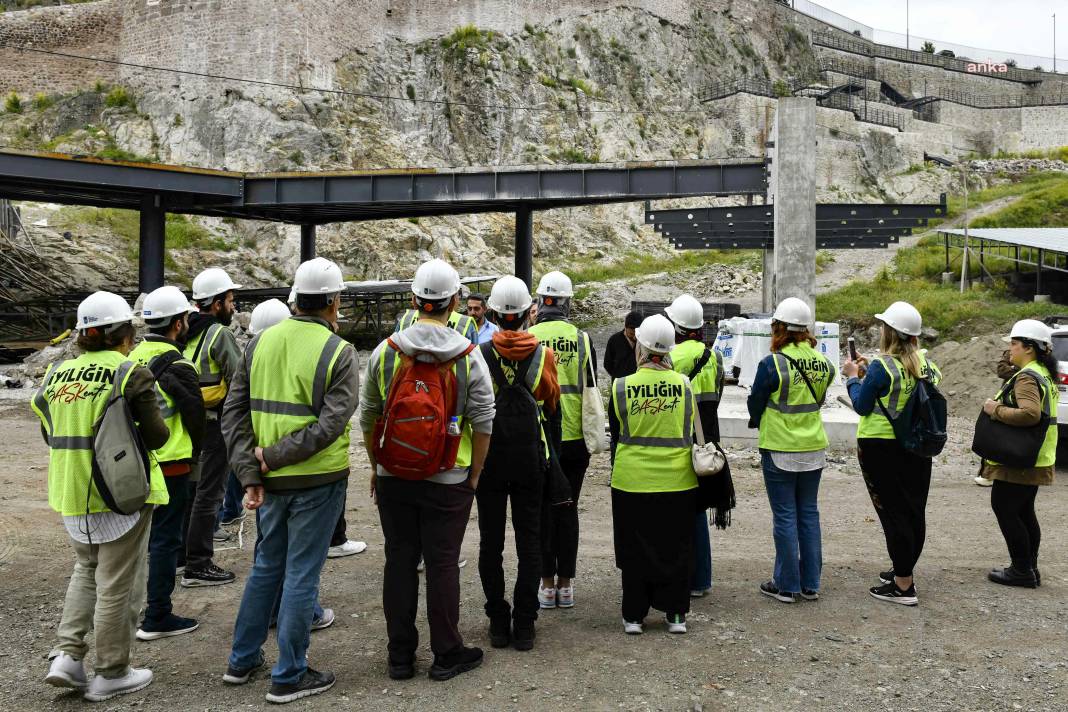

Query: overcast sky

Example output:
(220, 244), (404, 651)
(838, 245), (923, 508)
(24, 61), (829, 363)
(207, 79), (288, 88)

(811, 0), (1065, 61)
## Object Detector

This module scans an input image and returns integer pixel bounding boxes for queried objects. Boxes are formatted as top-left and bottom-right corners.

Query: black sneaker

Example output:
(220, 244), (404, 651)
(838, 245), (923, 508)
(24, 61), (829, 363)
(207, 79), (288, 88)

(1035, 568), (1042, 587)
(212, 527), (233, 543)
(869, 581), (918, 606)
(388, 656), (415, 681)
(878, 569), (895, 585)
(220, 511), (246, 526)
(265, 668), (335, 704)
(800, 589), (819, 601)
(181, 564), (236, 588)
(488, 618), (511, 649)
(223, 652), (265, 685)
(512, 622), (535, 651)
(136, 613), (199, 641)
(759, 580), (797, 604)
(988, 565), (1037, 589)
(429, 646), (483, 681)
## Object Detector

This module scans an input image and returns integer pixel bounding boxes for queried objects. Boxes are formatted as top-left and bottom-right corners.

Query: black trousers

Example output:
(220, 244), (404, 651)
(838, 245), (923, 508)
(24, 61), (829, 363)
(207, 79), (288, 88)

(990, 479), (1041, 570)
(145, 473), (190, 621)
(376, 476), (474, 660)
(185, 417), (228, 570)
(621, 568), (690, 623)
(476, 467), (543, 624)
(330, 491), (348, 548)
(541, 440), (590, 579)
(857, 438), (932, 578)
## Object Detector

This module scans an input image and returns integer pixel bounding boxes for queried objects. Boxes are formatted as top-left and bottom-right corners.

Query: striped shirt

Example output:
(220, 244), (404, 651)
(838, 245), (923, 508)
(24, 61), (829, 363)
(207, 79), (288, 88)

(63, 510), (141, 544)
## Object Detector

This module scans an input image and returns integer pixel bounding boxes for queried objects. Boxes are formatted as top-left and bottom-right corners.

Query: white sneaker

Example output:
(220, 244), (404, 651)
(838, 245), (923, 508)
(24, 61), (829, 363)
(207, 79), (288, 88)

(666, 614), (687, 634)
(557, 585), (575, 608)
(416, 557), (466, 572)
(45, 652), (87, 690)
(538, 585), (557, 609)
(327, 540), (367, 558)
(974, 476), (993, 487)
(311, 608), (336, 631)
(690, 587), (711, 598)
(83, 667), (153, 702)
(623, 619), (643, 635)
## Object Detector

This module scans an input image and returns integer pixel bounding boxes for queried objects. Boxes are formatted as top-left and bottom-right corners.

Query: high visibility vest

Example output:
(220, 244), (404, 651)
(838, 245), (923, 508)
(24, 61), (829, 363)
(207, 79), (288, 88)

(856, 353), (942, 440)
(988, 361), (1059, 468)
(183, 322), (228, 407)
(248, 319), (352, 477)
(30, 350), (168, 516)
(484, 342), (551, 456)
(610, 368), (698, 493)
(670, 339), (723, 404)
(758, 342), (834, 452)
(377, 336), (476, 469)
(396, 309), (477, 343)
(129, 339), (195, 463)
(529, 320), (591, 442)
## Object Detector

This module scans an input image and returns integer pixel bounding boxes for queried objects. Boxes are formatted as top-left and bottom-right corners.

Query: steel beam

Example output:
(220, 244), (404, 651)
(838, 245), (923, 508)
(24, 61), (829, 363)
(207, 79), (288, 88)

(138, 195), (165, 293)
(645, 194), (947, 224)
(657, 226), (910, 238)
(651, 217), (929, 231)
(669, 237), (890, 250)
(515, 208), (534, 289)
(300, 224), (316, 262)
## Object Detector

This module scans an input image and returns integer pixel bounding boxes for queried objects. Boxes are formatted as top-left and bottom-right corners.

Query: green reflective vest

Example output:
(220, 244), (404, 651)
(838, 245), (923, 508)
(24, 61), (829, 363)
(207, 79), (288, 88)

(758, 342), (834, 452)
(529, 320), (591, 442)
(856, 353), (942, 440)
(610, 367), (698, 493)
(670, 339), (723, 403)
(248, 319), (352, 477)
(377, 335), (476, 468)
(129, 339), (195, 464)
(183, 322), (228, 407)
(988, 361), (1059, 468)
(396, 309), (477, 343)
(30, 350), (168, 516)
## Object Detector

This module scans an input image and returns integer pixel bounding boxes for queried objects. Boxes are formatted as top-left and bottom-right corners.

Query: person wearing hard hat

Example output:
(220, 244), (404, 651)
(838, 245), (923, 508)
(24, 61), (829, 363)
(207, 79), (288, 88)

(603, 310), (643, 463)
(361, 258), (495, 682)
(609, 314), (699, 635)
(476, 276), (561, 652)
(978, 319), (1058, 589)
(529, 269), (597, 611)
(394, 275), (478, 343)
(220, 257), (357, 703)
(248, 299), (292, 337)
(843, 301), (941, 606)
(748, 297), (835, 605)
(665, 294), (734, 600)
(129, 287), (205, 643)
(180, 267), (243, 589)
(32, 292), (170, 702)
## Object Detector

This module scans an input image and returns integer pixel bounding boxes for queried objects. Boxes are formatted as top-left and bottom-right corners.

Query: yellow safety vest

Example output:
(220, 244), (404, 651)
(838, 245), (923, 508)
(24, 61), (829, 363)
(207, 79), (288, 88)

(758, 342), (834, 452)
(987, 361), (1059, 468)
(856, 354), (942, 440)
(610, 367), (698, 493)
(30, 350), (168, 515)
(249, 319), (352, 477)
(670, 339), (723, 403)
(528, 320), (591, 442)
(129, 339), (195, 463)
(183, 322), (228, 407)
(396, 309), (477, 342)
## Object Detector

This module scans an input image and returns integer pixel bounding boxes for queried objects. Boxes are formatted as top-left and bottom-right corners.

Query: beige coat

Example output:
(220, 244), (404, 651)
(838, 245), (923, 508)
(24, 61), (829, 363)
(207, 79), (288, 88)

(981, 373), (1055, 486)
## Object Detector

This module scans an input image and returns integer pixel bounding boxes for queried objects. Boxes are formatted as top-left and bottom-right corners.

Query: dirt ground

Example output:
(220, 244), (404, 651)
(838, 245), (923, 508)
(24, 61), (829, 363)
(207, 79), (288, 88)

(1, 391), (1066, 712)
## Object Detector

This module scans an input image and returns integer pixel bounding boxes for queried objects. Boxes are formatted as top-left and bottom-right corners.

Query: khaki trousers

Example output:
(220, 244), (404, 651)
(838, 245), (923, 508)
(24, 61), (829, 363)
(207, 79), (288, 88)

(56, 507), (152, 678)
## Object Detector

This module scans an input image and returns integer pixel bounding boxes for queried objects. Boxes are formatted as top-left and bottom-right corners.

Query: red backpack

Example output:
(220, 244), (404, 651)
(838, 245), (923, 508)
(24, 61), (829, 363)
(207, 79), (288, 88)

(373, 339), (476, 479)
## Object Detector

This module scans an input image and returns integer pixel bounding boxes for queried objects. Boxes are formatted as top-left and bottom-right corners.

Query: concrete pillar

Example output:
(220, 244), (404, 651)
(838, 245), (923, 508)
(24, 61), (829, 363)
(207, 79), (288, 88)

(768, 97), (817, 314)
(515, 207), (534, 289)
(762, 249), (775, 312)
(138, 194), (165, 293)
(300, 224), (316, 263)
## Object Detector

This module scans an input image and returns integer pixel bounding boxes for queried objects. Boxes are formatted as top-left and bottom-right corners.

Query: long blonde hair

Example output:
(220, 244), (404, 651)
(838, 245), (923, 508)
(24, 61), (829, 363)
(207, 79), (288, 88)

(880, 324), (922, 378)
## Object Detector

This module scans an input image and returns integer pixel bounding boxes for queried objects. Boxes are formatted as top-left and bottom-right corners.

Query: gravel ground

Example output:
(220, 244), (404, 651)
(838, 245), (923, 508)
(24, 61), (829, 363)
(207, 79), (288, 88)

(1, 398), (1066, 712)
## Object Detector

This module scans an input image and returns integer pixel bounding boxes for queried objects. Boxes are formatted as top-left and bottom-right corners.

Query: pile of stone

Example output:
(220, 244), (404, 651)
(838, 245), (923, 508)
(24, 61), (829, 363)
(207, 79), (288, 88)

(966, 158), (1068, 174)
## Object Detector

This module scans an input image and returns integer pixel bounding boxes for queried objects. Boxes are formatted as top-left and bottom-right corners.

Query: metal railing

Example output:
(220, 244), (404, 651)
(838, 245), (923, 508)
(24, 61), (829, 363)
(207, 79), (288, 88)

(817, 54), (876, 81)
(698, 77), (780, 103)
(817, 93), (907, 131)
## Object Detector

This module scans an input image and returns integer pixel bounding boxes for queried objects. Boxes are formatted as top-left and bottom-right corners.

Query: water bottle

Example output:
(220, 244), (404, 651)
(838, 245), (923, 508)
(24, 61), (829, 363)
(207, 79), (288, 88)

(447, 416), (461, 436)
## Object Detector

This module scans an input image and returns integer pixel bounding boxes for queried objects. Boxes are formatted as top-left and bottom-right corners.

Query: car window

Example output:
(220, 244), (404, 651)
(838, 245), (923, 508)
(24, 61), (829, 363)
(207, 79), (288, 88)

(1052, 334), (1068, 362)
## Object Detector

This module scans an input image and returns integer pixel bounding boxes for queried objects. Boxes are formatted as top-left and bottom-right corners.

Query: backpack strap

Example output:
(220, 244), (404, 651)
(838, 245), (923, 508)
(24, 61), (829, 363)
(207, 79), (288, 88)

(480, 342), (537, 394)
(445, 342), (477, 418)
(688, 346), (713, 381)
(780, 352), (826, 407)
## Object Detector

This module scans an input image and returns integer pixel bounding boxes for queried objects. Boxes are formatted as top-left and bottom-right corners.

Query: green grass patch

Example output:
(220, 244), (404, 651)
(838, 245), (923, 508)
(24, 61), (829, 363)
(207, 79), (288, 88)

(563, 249), (759, 299)
(55, 208), (229, 252)
(970, 178), (1068, 228)
(929, 172), (1067, 228)
(4, 91), (22, 114)
(440, 25), (494, 57)
(103, 86), (135, 110)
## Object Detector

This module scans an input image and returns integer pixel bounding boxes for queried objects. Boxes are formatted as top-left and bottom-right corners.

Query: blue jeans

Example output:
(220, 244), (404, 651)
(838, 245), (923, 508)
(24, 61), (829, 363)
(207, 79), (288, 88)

(228, 478), (345, 684)
(252, 509), (325, 624)
(691, 511), (712, 591)
(145, 473), (190, 621)
(217, 471), (245, 525)
(761, 452), (822, 594)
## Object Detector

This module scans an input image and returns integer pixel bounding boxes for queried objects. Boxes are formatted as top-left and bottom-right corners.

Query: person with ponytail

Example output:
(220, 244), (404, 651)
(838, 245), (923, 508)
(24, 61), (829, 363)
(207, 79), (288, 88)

(843, 301), (942, 607)
(978, 320), (1058, 589)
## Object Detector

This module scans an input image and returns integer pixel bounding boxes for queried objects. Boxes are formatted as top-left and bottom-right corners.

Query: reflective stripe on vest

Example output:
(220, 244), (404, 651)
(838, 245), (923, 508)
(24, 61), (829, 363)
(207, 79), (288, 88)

(399, 310), (475, 341)
(989, 362), (1059, 468)
(529, 321), (588, 440)
(670, 340), (723, 403)
(757, 343), (832, 452)
(129, 339), (195, 463)
(186, 323), (224, 385)
(856, 354), (942, 440)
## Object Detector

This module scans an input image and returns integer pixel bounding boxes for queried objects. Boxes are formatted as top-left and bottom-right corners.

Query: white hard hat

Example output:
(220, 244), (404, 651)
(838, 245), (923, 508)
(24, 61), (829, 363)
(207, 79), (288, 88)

(875, 301), (922, 337)
(772, 297), (813, 332)
(287, 286), (297, 306)
(411, 258), (461, 301)
(635, 314), (676, 354)
(536, 270), (574, 298)
(293, 257), (346, 295)
(488, 275), (532, 315)
(192, 267), (242, 301)
(1005, 319), (1052, 347)
(249, 299), (292, 335)
(77, 291), (134, 332)
(664, 294), (704, 331)
(142, 286), (194, 323)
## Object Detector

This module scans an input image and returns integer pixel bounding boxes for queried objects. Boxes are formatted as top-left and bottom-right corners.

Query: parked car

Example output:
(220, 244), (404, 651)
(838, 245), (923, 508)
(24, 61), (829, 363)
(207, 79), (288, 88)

(1044, 318), (1068, 462)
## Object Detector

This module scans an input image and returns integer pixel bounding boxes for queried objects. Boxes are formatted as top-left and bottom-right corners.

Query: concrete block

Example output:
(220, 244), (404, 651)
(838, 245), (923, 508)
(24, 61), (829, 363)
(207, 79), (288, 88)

(718, 384), (859, 449)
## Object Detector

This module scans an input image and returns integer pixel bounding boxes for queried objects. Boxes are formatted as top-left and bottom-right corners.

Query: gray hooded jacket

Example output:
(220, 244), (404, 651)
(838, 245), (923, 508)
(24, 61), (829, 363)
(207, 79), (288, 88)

(361, 321), (495, 485)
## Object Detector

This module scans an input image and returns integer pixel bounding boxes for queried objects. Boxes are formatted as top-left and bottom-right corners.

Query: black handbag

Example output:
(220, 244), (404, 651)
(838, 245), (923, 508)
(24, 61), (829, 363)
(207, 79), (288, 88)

(970, 371), (1049, 468)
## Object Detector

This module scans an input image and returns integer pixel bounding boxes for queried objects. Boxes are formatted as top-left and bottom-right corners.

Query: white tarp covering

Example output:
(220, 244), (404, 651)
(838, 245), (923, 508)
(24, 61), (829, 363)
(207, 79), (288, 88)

(716, 318), (841, 387)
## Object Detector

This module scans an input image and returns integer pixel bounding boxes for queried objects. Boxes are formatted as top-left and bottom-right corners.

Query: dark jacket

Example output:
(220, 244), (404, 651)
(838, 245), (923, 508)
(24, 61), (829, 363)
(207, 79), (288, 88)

(141, 334), (205, 464)
(184, 311), (242, 388)
(603, 330), (637, 380)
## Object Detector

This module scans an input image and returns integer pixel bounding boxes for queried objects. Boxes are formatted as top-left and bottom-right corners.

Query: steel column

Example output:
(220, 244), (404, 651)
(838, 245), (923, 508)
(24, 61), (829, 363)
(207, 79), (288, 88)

(138, 195), (165, 293)
(300, 224), (316, 262)
(515, 207), (534, 288)
(1037, 249), (1045, 294)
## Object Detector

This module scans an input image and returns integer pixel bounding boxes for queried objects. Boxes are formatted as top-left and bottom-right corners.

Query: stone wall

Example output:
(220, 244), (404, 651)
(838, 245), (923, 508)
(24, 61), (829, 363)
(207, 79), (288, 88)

(0, 1), (121, 95)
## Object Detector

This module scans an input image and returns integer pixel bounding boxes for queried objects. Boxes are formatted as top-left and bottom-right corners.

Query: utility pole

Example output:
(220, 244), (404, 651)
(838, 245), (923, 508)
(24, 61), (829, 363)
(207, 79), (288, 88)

(906, 0), (910, 51)
(1054, 13), (1057, 73)
(960, 163), (970, 293)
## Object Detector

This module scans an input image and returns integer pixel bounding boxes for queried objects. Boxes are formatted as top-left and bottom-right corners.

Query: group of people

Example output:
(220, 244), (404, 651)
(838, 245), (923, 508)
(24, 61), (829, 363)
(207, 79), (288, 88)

(32, 255), (1058, 705)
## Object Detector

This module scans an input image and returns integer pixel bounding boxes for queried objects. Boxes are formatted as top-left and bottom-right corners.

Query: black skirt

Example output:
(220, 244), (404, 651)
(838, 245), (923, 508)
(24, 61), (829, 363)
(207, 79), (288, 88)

(612, 487), (697, 579)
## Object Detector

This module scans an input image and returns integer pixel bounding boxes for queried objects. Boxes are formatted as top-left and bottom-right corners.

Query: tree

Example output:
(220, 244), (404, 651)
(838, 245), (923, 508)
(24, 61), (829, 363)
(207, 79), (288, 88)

(921, 41), (935, 54)
(1004, 58), (1017, 67)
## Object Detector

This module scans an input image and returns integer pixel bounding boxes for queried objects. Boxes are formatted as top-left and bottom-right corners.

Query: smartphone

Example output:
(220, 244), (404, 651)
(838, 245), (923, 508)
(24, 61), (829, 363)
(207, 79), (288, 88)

(848, 336), (858, 361)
